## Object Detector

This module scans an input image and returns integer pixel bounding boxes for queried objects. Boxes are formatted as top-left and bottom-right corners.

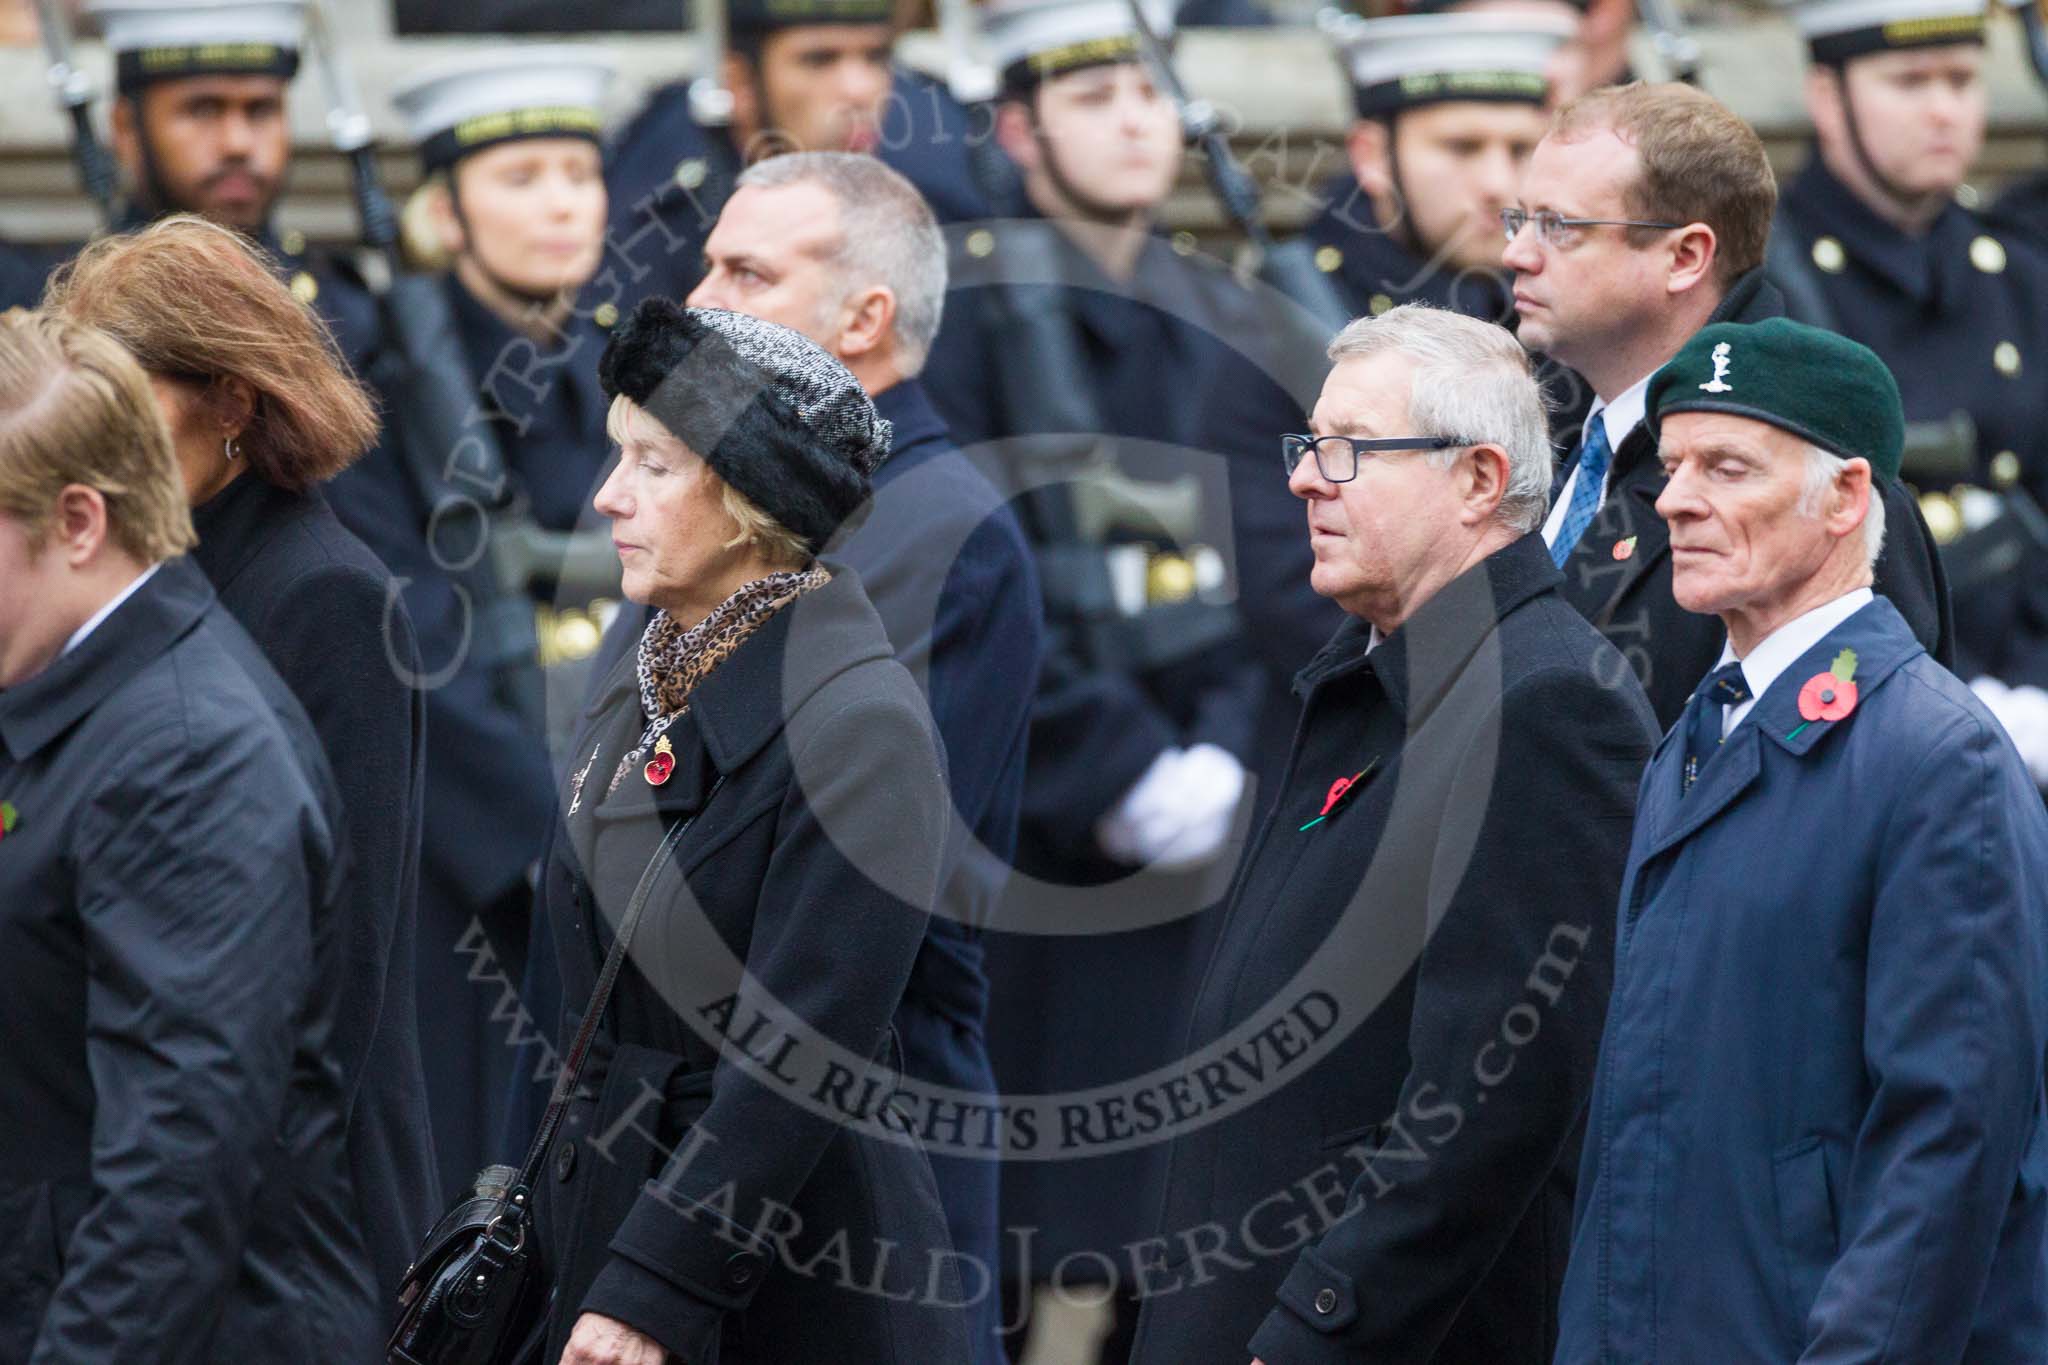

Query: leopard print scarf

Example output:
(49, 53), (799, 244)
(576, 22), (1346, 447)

(606, 566), (832, 794)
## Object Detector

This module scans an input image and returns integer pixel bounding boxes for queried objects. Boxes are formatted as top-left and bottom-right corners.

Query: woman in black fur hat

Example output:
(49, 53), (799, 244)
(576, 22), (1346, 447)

(534, 299), (971, 1365)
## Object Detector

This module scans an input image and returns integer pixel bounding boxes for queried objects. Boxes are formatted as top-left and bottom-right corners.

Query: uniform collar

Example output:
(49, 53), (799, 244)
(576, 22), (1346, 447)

(1307, 177), (1512, 321)
(1297, 531), (1562, 719)
(0, 556), (212, 761)
(871, 378), (950, 471)
(448, 272), (604, 365)
(448, 273), (612, 436)
(1784, 154), (1970, 305)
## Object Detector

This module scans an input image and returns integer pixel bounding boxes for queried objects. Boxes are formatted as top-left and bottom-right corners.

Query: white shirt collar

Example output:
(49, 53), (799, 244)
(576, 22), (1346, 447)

(61, 563), (161, 658)
(1713, 587), (1875, 727)
(1586, 370), (1655, 454)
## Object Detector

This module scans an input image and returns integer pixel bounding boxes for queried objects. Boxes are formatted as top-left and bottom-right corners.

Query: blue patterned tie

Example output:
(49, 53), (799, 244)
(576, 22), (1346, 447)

(1550, 417), (1614, 567)
(1682, 662), (1751, 794)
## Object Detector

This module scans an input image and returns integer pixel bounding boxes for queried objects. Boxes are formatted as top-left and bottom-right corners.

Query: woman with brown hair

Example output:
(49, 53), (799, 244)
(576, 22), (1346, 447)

(43, 213), (438, 1304)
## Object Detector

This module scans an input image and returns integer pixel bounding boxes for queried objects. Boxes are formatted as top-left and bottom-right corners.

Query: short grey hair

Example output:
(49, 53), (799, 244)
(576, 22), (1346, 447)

(734, 152), (948, 375)
(1800, 441), (1887, 567)
(1325, 304), (1553, 534)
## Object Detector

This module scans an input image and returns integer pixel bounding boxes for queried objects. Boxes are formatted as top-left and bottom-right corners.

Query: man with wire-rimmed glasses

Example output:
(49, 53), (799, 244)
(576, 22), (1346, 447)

(1500, 80), (1952, 726)
(1131, 302), (1658, 1365)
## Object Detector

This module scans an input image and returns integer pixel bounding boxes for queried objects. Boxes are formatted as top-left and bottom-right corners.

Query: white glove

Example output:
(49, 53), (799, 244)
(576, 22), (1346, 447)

(1971, 677), (2048, 788)
(1095, 743), (1248, 872)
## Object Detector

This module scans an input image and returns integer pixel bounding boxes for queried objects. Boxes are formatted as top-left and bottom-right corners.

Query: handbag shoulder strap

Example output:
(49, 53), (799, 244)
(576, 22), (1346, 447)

(514, 775), (725, 1191)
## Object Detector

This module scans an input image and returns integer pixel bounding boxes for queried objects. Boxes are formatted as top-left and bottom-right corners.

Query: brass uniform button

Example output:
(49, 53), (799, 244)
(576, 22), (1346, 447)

(1369, 293), (1394, 315)
(593, 301), (620, 329)
(1170, 231), (1198, 257)
(1314, 244), (1342, 274)
(290, 270), (319, 305)
(555, 612), (602, 661)
(1919, 491), (1961, 544)
(1994, 341), (2022, 378)
(1811, 236), (1847, 274)
(965, 228), (995, 259)
(280, 228), (306, 256)
(1969, 234), (2007, 274)
(673, 157), (708, 191)
(1146, 552), (1197, 604)
(1991, 450), (2022, 489)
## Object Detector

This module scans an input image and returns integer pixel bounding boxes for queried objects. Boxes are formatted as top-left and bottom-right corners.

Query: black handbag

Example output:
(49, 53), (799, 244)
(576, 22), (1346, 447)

(388, 785), (720, 1365)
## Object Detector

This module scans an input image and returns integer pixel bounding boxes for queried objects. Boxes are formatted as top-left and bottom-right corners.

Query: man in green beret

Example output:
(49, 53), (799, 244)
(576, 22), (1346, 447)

(1556, 317), (2048, 1362)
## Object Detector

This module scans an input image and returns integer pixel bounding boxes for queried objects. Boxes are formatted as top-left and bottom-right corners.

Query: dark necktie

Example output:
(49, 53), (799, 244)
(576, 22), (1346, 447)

(1550, 417), (1614, 567)
(1682, 662), (1751, 794)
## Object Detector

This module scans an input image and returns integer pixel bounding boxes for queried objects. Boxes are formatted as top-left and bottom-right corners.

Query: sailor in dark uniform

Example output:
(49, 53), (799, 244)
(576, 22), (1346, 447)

(1987, 0), (2048, 251)
(1769, 0), (2048, 778)
(86, 0), (381, 376)
(1303, 10), (1572, 327)
(325, 49), (622, 1200)
(916, 0), (1271, 1356)
(598, 0), (992, 319)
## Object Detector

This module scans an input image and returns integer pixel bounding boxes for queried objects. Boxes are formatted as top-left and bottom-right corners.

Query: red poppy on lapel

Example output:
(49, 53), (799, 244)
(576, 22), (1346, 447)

(644, 735), (676, 787)
(1300, 759), (1379, 832)
(1797, 648), (1859, 724)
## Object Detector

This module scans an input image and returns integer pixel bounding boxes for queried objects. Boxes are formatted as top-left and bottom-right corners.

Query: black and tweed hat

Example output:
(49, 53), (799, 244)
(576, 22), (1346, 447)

(598, 300), (893, 555)
(1648, 319), (1905, 481)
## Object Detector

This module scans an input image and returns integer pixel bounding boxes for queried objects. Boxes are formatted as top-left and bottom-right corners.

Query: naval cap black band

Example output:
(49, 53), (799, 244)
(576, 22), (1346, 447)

(115, 41), (299, 94)
(1352, 68), (1550, 119)
(1809, 10), (1987, 61)
(999, 33), (1151, 94)
(419, 106), (605, 174)
(729, 0), (893, 34)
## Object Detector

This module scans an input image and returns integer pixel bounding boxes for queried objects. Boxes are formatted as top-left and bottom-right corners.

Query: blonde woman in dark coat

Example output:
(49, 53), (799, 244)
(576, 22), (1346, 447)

(536, 300), (969, 1365)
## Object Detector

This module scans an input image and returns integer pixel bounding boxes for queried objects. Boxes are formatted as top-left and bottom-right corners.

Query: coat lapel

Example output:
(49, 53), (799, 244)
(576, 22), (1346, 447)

(1556, 439), (1670, 627)
(1632, 599), (1923, 865)
(1637, 722), (1764, 863)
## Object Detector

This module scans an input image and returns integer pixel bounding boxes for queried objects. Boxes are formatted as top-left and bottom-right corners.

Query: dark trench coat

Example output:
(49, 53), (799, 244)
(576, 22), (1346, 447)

(189, 471), (439, 1299)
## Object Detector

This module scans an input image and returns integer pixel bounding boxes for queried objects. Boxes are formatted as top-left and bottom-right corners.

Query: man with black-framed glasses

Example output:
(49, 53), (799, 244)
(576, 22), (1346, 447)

(1503, 80), (1952, 726)
(1132, 302), (1657, 1365)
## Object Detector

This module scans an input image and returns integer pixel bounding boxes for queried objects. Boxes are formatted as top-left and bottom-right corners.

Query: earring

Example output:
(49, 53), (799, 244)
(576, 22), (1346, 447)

(224, 435), (240, 461)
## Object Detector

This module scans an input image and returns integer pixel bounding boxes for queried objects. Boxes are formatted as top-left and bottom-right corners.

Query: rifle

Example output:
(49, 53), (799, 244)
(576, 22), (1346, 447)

(689, 0), (735, 127)
(2011, 0), (2048, 87)
(34, 0), (117, 224)
(302, 0), (546, 725)
(935, 0), (998, 105)
(1121, 0), (1351, 338)
(1635, 0), (1703, 85)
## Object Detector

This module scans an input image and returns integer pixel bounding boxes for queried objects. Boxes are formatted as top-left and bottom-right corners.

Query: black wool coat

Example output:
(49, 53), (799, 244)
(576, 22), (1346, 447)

(189, 472), (439, 1299)
(1551, 269), (1953, 727)
(0, 558), (379, 1361)
(533, 568), (971, 1365)
(1129, 535), (1659, 1365)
